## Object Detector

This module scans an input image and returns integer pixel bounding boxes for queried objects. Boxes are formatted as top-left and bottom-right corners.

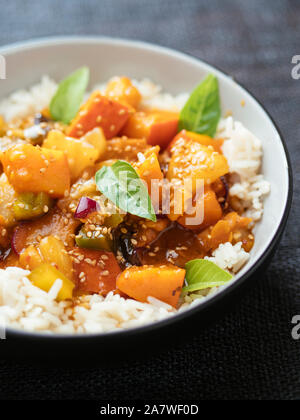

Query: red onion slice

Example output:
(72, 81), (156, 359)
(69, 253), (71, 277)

(74, 197), (100, 219)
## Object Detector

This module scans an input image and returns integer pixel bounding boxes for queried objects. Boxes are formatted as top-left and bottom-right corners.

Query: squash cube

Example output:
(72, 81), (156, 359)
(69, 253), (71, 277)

(117, 265), (186, 308)
(105, 76), (142, 109)
(67, 91), (131, 139)
(171, 130), (224, 154)
(167, 138), (229, 192)
(1, 144), (70, 198)
(122, 110), (179, 149)
(44, 128), (106, 181)
(72, 248), (121, 295)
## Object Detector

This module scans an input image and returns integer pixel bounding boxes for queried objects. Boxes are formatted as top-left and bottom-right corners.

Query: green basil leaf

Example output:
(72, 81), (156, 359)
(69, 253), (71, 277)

(183, 259), (232, 292)
(95, 160), (157, 222)
(50, 67), (90, 124)
(179, 74), (221, 137)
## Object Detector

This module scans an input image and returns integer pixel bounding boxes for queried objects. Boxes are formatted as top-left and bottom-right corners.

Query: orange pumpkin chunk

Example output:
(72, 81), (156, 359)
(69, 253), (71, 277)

(177, 187), (222, 230)
(102, 137), (150, 162)
(1, 144), (70, 198)
(198, 212), (253, 252)
(44, 128), (107, 181)
(105, 76), (142, 109)
(67, 91), (131, 139)
(72, 248), (121, 295)
(167, 137), (229, 192)
(122, 110), (179, 149)
(171, 130), (224, 154)
(117, 265), (186, 308)
(137, 153), (163, 190)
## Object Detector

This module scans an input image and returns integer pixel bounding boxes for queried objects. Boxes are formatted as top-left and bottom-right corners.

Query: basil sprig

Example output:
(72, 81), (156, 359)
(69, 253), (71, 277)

(179, 74), (221, 137)
(95, 160), (157, 222)
(183, 259), (232, 293)
(50, 67), (90, 124)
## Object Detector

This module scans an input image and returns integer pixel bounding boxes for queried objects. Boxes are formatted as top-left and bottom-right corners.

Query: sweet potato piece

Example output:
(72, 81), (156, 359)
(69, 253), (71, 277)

(105, 77), (142, 109)
(171, 130), (224, 154)
(12, 208), (80, 255)
(116, 265), (186, 308)
(67, 91), (131, 139)
(72, 248), (121, 295)
(1, 144), (70, 198)
(167, 138), (229, 193)
(44, 128), (107, 181)
(177, 187), (222, 230)
(122, 110), (179, 149)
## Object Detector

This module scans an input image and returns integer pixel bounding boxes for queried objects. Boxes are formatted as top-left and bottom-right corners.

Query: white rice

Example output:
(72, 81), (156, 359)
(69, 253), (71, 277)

(205, 242), (250, 273)
(0, 76), (269, 334)
(0, 267), (175, 334)
(0, 76), (57, 122)
(219, 117), (270, 221)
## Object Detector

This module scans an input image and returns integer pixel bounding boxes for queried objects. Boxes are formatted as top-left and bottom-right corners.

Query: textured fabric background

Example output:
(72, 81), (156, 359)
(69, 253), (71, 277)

(0, 0), (299, 400)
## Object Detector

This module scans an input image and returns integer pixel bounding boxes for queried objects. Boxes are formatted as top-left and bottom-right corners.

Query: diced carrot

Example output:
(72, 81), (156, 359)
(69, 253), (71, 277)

(122, 110), (179, 149)
(1, 144), (70, 198)
(177, 187), (222, 230)
(67, 91), (131, 139)
(170, 130), (224, 153)
(116, 265), (186, 308)
(72, 248), (121, 295)
(105, 76), (142, 109)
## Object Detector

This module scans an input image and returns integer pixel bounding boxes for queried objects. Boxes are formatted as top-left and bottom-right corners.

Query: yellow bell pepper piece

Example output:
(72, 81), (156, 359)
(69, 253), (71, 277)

(39, 236), (73, 280)
(43, 127), (107, 181)
(28, 264), (74, 301)
(19, 245), (43, 271)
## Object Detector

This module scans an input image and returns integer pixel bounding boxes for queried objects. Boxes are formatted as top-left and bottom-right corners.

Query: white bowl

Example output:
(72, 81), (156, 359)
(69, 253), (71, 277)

(0, 37), (292, 345)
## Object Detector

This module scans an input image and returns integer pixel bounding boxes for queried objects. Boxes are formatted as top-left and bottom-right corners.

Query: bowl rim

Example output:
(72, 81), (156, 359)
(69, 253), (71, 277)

(0, 35), (293, 341)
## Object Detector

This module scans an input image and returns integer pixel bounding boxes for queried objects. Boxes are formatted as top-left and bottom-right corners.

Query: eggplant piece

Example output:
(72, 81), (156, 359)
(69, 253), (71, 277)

(220, 176), (229, 209)
(24, 113), (51, 145)
(34, 113), (50, 125)
(114, 225), (142, 267)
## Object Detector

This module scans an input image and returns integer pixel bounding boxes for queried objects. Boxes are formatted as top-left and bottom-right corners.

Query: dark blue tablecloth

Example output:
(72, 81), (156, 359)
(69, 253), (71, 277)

(0, 0), (299, 400)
